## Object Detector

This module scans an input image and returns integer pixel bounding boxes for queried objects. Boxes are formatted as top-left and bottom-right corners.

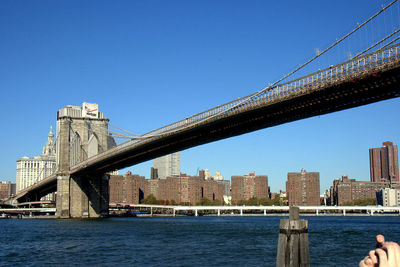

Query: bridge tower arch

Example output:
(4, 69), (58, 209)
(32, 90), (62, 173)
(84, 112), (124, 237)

(56, 103), (113, 218)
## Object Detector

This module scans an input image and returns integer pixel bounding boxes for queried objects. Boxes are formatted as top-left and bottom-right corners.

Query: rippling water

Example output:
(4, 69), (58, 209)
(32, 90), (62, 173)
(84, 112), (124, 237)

(1, 216), (400, 266)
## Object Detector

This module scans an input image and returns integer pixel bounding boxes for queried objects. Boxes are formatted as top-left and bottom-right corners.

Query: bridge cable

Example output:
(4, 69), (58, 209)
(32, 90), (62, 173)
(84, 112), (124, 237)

(100, 0), (400, 143)
(108, 122), (141, 137)
(378, 36), (400, 51)
(107, 131), (131, 139)
(108, 130), (137, 140)
(353, 27), (400, 58)
(108, 130), (148, 140)
(187, 0), (400, 130)
(260, 0), (398, 91)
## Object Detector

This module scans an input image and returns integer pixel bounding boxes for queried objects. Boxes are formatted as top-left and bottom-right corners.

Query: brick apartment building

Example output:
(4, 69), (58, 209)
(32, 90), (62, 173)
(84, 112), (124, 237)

(0, 181), (16, 200)
(231, 172), (269, 203)
(109, 172), (227, 205)
(109, 172), (147, 203)
(329, 175), (400, 206)
(369, 141), (399, 183)
(286, 169), (320, 206)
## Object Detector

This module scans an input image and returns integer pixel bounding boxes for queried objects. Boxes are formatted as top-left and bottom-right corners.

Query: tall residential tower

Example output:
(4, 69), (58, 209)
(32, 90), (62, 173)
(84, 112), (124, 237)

(369, 141), (399, 183)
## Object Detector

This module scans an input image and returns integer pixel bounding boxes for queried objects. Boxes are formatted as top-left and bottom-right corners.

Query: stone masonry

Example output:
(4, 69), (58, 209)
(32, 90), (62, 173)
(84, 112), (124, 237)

(56, 103), (112, 218)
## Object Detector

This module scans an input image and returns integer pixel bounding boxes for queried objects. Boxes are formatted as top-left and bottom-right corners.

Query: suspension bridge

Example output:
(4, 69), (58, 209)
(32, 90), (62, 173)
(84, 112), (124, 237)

(9, 1), (400, 218)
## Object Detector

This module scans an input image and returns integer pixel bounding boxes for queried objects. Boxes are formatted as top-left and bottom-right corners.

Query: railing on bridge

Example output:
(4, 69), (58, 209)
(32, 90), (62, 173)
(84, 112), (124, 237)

(72, 44), (400, 170)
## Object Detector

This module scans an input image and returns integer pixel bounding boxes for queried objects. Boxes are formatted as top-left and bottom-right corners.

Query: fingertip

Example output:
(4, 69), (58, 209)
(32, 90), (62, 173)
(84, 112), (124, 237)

(377, 234), (385, 244)
(359, 256), (372, 267)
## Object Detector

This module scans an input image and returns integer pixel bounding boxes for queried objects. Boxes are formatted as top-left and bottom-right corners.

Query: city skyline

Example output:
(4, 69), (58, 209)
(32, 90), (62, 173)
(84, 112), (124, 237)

(0, 1), (399, 193)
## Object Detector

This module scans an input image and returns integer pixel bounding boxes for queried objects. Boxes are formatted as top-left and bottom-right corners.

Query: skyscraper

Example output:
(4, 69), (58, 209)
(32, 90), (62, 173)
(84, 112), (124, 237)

(369, 141), (399, 183)
(153, 152), (180, 179)
(16, 126), (56, 195)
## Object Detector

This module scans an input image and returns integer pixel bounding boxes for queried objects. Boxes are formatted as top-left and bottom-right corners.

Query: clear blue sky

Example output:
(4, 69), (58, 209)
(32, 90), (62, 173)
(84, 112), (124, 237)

(0, 0), (399, 193)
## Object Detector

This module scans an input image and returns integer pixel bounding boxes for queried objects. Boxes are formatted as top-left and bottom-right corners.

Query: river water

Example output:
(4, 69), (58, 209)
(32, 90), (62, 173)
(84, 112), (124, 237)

(1, 216), (400, 266)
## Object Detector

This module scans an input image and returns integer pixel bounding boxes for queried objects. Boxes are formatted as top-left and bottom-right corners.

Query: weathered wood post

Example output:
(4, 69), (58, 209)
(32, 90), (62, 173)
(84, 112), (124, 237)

(276, 206), (310, 267)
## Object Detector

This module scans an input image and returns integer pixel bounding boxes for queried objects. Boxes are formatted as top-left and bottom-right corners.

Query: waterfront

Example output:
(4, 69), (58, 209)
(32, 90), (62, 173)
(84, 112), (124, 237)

(1, 216), (400, 266)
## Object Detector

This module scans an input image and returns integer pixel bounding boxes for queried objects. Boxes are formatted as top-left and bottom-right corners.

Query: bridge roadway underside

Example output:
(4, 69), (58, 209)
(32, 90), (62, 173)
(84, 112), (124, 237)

(78, 66), (400, 175)
(13, 175), (57, 204)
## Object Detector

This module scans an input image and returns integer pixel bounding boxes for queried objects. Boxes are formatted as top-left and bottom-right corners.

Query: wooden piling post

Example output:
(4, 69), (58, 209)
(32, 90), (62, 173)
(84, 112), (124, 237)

(276, 206), (310, 267)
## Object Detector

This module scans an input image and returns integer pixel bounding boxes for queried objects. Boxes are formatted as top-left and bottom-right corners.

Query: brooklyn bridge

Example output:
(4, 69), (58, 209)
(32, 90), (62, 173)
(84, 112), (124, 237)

(9, 1), (400, 218)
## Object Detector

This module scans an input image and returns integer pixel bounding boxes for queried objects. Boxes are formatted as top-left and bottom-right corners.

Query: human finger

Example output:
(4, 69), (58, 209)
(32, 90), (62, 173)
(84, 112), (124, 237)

(382, 242), (400, 265)
(359, 256), (373, 267)
(368, 250), (378, 265)
(375, 248), (389, 265)
(376, 234), (385, 247)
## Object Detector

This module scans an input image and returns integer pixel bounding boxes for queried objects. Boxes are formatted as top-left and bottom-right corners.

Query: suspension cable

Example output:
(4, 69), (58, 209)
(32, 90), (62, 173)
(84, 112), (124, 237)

(178, 0), (400, 130)
(94, 1), (400, 143)
(109, 122), (141, 137)
(354, 27), (400, 58)
(378, 36), (400, 50)
(108, 130), (149, 139)
(262, 0), (398, 91)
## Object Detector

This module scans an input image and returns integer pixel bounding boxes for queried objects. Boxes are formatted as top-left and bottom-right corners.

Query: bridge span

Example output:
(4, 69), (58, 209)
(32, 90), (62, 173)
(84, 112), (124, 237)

(71, 45), (400, 176)
(11, 44), (400, 218)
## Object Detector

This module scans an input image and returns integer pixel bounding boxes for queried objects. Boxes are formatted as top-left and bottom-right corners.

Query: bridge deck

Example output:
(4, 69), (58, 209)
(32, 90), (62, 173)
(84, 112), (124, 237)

(72, 44), (400, 174)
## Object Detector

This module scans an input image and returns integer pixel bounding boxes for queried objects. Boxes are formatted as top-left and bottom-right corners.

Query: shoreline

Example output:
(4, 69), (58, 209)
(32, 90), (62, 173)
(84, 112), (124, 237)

(2, 213), (399, 219)
(135, 213), (400, 217)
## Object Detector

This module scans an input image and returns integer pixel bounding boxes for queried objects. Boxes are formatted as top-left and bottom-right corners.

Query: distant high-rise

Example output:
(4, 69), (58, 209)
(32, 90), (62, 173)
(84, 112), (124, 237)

(16, 127), (56, 198)
(286, 169), (320, 206)
(369, 141), (399, 183)
(153, 152), (180, 179)
(150, 167), (158, 180)
(204, 168), (212, 180)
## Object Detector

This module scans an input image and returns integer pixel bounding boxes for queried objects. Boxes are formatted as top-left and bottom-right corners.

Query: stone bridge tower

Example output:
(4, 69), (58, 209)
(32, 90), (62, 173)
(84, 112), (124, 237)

(56, 102), (116, 218)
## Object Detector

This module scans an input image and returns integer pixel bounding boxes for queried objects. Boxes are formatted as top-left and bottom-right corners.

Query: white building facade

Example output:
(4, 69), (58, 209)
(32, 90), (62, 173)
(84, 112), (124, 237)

(16, 127), (56, 193)
(377, 188), (400, 206)
(153, 152), (180, 179)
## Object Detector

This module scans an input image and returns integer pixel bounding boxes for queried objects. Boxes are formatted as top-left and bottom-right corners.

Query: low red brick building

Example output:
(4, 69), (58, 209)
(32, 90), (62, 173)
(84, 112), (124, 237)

(329, 175), (400, 205)
(109, 173), (226, 205)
